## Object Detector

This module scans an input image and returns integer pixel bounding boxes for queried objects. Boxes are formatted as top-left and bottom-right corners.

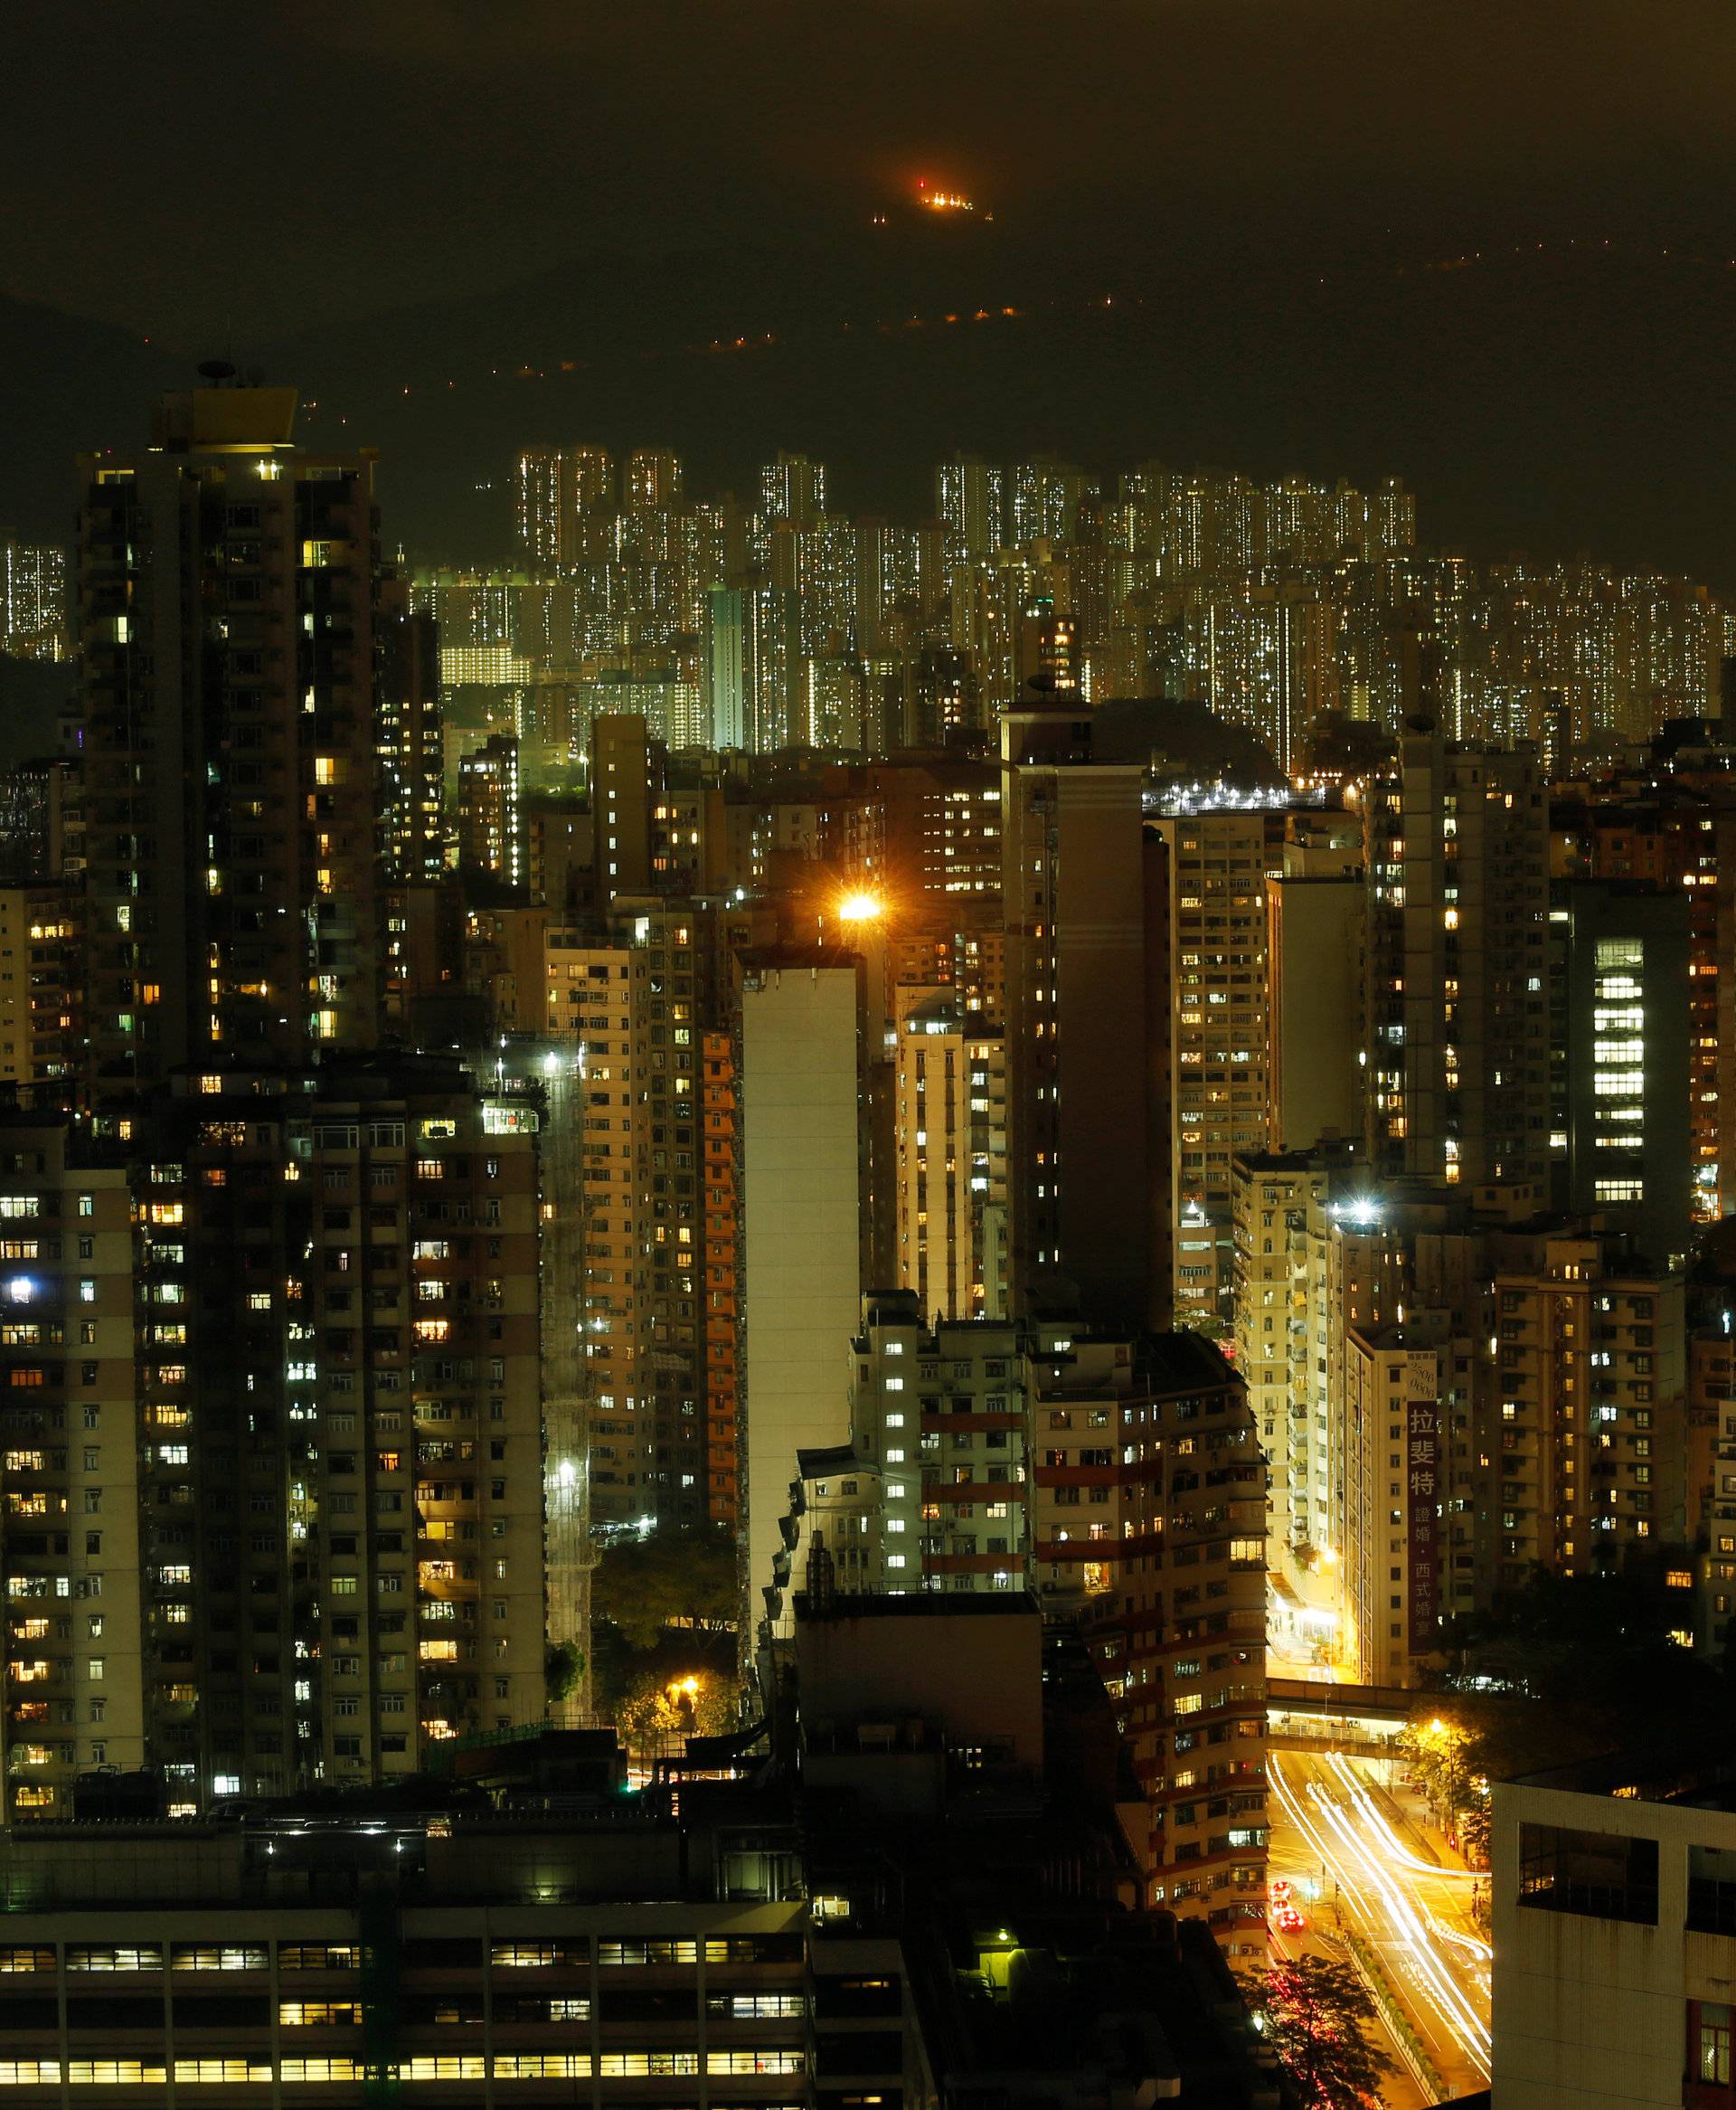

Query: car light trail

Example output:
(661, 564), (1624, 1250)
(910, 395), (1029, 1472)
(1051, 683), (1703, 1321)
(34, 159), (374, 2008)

(1269, 1751), (1493, 2087)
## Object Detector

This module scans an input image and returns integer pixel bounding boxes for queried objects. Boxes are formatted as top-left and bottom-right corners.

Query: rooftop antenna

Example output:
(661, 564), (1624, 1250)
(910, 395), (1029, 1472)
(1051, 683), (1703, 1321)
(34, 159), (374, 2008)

(196, 358), (237, 389)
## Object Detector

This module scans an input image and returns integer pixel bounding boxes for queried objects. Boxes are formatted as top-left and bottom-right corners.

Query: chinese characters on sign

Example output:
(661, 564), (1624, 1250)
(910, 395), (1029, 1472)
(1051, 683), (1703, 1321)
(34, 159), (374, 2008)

(1406, 1363), (1439, 1655)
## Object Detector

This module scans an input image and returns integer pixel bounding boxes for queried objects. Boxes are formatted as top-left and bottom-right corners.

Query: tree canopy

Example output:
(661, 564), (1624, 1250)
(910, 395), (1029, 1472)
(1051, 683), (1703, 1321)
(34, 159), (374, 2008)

(1241, 1954), (1394, 2110)
(1400, 1565), (1736, 1864)
(591, 1525), (736, 1652)
(1433, 1564), (1736, 1770)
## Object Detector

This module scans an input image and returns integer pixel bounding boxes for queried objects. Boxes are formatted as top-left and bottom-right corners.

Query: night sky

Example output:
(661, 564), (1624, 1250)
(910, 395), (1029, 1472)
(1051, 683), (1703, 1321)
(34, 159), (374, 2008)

(5, 1), (1735, 569)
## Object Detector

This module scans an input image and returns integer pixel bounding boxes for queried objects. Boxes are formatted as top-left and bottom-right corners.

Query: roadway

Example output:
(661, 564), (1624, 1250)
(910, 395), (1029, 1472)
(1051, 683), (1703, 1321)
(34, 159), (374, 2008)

(1266, 1748), (1491, 2105)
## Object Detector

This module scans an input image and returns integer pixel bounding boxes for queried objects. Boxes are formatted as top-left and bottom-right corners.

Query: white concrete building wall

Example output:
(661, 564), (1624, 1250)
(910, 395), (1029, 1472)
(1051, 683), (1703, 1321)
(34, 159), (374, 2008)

(1493, 1779), (1736, 2110)
(741, 964), (863, 1630)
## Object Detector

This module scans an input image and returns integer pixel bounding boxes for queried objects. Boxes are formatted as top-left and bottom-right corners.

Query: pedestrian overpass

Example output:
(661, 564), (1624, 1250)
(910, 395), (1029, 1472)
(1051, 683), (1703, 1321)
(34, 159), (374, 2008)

(1267, 1675), (1412, 1756)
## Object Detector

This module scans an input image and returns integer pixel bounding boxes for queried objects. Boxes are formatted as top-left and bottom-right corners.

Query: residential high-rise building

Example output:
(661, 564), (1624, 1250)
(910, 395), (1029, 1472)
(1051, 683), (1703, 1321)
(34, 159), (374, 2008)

(376, 573), (445, 889)
(1007, 457), (1083, 547)
(0, 757), (78, 889)
(543, 928), (644, 1525)
(1266, 808), (1365, 1156)
(514, 446), (614, 570)
(542, 900), (725, 1530)
(1000, 683), (1169, 1331)
(818, 757), (1005, 913)
(701, 1028), (741, 1527)
(760, 452), (827, 528)
(0, 1115), (144, 1821)
(1231, 1150), (1341, 1570)
(465, 902), (549, 1036)
(1152, 804), (1286, 1334)
(704, 587), (798, 753)
(1552, 762), (1736, 1220)
(624, 449), (684, 512)
(770, 1302), (1267, 1925)
(77, 384), (384, 1105)
(1031, 1330), (1269, 1926)
(1336, 1320), (1457, 1687)
(892, 989), (1007, 1322)
(801, 657), (865, 751)
(0, 536), (71, 662)
(589, 714), (658, 904)
(456, 733), (524, 886)
(1486, 1228), (1685, 1594)
(936, 455), (1006, 561)
(791, 1294), (1032, 1603)
(1695, 1293), (1736, 1658)
(1232, 1151), (1690, 1678)
(1364, 729), (1551, 1197)
(131, 1060), (547, 1800)
(4, 1056), (550, 1818)
(1555, 879), (1691, 1263)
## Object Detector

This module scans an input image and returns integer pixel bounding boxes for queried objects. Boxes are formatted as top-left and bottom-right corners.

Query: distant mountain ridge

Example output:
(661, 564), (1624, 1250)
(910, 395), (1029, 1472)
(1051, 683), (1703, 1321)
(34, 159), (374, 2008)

(5, 223), (1733, 584)
(0, 293), (178, 538)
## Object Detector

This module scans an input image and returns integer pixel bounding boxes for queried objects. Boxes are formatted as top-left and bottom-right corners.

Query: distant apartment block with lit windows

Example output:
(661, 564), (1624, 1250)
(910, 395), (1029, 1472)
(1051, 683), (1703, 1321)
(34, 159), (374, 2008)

(514, 443), (615, 570)
(0, 536), (70, 662)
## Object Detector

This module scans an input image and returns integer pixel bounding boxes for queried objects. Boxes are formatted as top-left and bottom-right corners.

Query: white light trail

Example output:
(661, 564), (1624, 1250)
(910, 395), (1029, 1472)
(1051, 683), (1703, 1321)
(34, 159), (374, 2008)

(1307, 1785), (1490, 2073)
(1277, 1750), (1491, 2081)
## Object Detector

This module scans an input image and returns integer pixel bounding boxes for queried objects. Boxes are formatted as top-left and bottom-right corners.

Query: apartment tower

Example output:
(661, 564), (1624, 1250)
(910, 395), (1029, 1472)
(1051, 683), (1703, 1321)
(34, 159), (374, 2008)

(76, 383), (383, 1106)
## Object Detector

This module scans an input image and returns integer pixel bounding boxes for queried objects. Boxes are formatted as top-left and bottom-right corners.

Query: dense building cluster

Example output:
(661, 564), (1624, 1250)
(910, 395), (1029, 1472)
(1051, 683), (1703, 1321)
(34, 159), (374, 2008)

(1, 374), (1734, 2060)
(384, 445), (1736, 786)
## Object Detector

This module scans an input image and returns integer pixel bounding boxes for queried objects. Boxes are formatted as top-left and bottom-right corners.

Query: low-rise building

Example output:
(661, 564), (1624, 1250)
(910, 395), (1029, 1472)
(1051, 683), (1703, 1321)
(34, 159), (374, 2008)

(1493, 1757), (1736, 2109)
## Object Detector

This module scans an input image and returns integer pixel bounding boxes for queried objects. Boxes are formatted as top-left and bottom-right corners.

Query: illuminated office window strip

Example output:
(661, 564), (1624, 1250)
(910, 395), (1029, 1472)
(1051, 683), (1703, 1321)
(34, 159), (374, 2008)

(0, 2050), (809, 2086)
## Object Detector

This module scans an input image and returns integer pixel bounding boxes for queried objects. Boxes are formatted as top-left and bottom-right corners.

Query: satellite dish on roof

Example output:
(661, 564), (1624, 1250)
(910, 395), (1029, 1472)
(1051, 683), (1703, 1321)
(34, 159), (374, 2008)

(196, 358), (237, 384)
